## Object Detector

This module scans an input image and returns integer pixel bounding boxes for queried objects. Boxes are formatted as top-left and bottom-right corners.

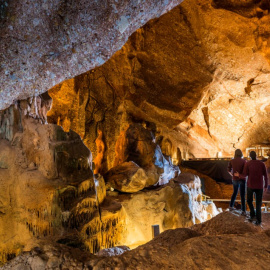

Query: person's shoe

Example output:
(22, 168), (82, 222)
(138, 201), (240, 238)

(241, 211), (246, 216)
(229, 207), (235, 211)
(248, 216), (256, 222)
(254, 220), (261, 226)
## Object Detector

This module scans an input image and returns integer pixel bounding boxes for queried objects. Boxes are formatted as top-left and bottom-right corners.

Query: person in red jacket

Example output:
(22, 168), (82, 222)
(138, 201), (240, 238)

(235, 151), (268, 225)
(227, 149), (247, 215)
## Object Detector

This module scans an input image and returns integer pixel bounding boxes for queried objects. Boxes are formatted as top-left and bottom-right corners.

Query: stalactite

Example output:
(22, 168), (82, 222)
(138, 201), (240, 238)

(81, 208), (125, 254)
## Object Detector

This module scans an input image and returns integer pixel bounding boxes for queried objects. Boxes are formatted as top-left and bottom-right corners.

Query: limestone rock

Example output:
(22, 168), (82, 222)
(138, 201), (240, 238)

(90, 213), (270, 270)
(104, 161), (148, 193)
(20, 117), (92, 181)
(4, 213), (270, 269)
(47, 0), (270, 159)
(0, 104), (97, 264)
(113, 123), (180, 186)
(112, 173), (220, 248)
(93, 130), (105, 174)
(81, 204), (126, 254)
(114, 123), (156, 168)
(0, 0), (183, 111)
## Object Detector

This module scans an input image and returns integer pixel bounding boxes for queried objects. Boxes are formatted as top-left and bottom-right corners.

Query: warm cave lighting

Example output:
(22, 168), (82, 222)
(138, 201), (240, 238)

(217, 151), (222, 158)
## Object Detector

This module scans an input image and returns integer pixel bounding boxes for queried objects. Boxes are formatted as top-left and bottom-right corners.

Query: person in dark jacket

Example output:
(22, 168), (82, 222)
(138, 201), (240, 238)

(228, 149), (247, 215)
(235, 151), (268, 225)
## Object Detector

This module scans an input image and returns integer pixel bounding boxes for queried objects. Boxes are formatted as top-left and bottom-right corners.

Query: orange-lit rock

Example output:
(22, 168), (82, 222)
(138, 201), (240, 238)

(0, 100), (218, 265)
(93, 130), (105, 175)
(48, 0), (270, 159)
(104, 161), (148, 193)
(0, 101), (96, 264)
(3, 0), (270, 267)
(4, 212), (270, 270)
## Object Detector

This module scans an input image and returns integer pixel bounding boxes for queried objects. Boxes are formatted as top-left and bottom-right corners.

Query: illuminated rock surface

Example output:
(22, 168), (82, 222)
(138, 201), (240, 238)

(0, 101), (218, 265)
(2, 0), (270, 268)
(2, 212), (270, 269)
(104, 161), (148, 193)
(48, 0), (270, 159)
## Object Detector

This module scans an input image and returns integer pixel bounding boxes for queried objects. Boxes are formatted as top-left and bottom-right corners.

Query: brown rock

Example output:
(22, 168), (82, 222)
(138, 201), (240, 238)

(0, 104), (97, 264)
(104, 161), (148, 193)
(114, 123), (156, 168)
(93, 130), (105, 174)
(46, 0), (270, 159)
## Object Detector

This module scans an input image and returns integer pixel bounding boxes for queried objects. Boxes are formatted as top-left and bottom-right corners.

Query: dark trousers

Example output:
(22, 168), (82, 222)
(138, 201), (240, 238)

(230, 180), (246, 211)
(247, 187), (263, 223)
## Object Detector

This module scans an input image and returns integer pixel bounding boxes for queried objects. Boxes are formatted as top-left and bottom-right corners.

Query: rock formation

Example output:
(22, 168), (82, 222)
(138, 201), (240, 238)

(47, 0), (270, 159)
(3, 211), (270, 269)
(0, 99), (96, 264)
(2, 0), (270, 268)
(93, 130), (105, 174)
(0, 99), (219, 265)
(104, 161), (148, 193)
(0, 0), (183, 110)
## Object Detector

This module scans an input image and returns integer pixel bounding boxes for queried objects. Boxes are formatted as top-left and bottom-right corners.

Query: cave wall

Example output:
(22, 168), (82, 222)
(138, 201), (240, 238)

(0, 101), (219, 265)
(48, 0), (270, 159)
(0, 108), (95, 264)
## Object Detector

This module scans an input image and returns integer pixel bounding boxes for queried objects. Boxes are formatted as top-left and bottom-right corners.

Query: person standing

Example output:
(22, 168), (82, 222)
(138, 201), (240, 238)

(264, 152), (270, 189)
(228, 149), (247, 215)
(235, 151), (268, 225)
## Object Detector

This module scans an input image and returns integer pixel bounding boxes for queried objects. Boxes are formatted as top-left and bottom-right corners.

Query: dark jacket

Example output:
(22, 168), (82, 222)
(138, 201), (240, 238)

(228, 157), (246, 181)
(240, 160), (268, 189)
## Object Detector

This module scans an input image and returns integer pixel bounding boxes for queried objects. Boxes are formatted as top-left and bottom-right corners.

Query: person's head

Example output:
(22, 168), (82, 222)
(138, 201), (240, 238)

(234, 149), (243, 158)
(250, 151), (256, 160)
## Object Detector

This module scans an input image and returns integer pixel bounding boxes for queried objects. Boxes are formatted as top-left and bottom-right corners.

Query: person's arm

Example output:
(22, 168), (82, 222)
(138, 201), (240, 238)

(228, 161), (233, 176)
(235, 162), (248, 178)
(263, 163), (268, 191)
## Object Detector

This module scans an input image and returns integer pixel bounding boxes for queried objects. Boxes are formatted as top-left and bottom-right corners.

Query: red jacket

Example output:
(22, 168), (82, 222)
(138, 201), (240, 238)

(228, 157), (246, 180)
(240, 160), (268, 189)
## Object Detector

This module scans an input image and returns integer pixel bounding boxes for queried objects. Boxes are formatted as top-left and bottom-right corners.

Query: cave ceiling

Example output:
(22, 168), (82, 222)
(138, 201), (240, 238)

(1, 0), (270, 158)
(47, 0), (270, 158)
(0, 0), (183, 110)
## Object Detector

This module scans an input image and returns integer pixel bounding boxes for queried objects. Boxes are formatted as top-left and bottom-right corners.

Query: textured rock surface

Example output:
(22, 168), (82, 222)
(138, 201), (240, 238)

(112, 123), (180, 186)
(104, 161), (148, 193)
(91, 212), (270, 270)
(0, 102), (98, 264)
(0, 118), (95, 264)
(48, 0), (270, 158)
(0, 0), (183, 110)
(3, 212), (270, 270)
(115, 173), (220, 248)
(76, 172), (219, 253)
(0, 102), (218, 265)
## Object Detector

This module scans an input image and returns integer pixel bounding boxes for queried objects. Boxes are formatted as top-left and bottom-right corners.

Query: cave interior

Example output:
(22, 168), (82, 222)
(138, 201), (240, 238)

(1, 0), (270, 269)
